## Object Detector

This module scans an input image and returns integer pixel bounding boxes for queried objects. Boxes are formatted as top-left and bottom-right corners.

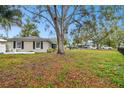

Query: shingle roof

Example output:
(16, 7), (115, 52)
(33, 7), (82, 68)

(7, 36), (52, 43)
(0, 39), (7, 42)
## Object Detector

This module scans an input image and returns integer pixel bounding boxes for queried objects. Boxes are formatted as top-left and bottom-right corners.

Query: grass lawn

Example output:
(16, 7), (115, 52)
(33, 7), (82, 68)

(0, 49), (124, 88)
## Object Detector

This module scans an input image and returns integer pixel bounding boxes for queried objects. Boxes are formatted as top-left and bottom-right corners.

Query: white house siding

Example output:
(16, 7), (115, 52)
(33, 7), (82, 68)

(6, 42), (13, 52)
(0, 42), (6, 53)
(32, 41), (50, 52)
(22, 42), (33, 52)
(7, 41), (51, 52)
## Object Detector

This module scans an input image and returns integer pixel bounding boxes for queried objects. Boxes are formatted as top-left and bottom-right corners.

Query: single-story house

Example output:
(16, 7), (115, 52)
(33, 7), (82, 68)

(0, 36), (56, 53)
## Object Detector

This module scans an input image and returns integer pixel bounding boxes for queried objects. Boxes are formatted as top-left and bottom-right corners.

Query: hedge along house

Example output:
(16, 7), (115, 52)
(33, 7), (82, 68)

(6, 36), (54, 52)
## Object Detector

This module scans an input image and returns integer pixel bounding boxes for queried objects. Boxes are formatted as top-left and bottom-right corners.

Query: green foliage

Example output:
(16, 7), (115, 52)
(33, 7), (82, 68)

(0, 5), (22, 37)
(0, 56), (23, 69)
(71, 30), (83, 46)
(57, 64), (69, 82)
(71, 6), (123, 48)
(20, 18), (40, 37)
(47, 83), (55, 88)
(102, 27), (124, 48)
(47, 48), (55, 53)
(102, 37), (117, 48)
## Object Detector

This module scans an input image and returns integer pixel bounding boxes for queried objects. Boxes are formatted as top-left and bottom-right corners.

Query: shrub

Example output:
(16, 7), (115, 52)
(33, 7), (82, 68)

(28, 51), (34, 52)
(47, 48), (55, 53)
(118, 47), (124, 55)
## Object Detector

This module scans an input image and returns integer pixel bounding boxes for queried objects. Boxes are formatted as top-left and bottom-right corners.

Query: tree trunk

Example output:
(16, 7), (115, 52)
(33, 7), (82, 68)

(47, 5), (65, 54)
(57, 34), (64, 54)
(117, 43), (121, 48)
(96, 43), (100, 49)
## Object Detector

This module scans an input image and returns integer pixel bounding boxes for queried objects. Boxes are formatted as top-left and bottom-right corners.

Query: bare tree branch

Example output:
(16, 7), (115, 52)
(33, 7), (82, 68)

(23, 6), (55, 29)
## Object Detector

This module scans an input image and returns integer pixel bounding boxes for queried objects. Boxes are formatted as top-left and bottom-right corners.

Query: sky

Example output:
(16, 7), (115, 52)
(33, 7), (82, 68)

(0, 19), (56, 38)
(0, 25), (55, 38)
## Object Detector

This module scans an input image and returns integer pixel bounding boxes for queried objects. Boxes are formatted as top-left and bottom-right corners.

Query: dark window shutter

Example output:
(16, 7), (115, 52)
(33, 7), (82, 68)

(22, 41), (24, 49)
(13, 41), (16, 49)
(41, 41), (43, 49)
(33, 41), (35, 49)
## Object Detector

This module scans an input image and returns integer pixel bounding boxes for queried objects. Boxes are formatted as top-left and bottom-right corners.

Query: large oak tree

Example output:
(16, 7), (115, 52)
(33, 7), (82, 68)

(24, 5), (79, 54)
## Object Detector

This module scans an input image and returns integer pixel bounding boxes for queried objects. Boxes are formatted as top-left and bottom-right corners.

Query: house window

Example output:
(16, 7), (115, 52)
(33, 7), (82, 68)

(36, 42), (40, 48)
(52, 44), (56, 49)
(17, 41), (22, 48)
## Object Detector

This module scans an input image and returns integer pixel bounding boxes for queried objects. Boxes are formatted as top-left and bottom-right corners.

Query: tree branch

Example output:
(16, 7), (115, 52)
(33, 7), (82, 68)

(23, 6), (55, 30)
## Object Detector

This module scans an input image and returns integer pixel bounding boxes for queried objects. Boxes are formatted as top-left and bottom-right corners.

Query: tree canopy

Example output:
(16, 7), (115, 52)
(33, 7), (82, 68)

(19, 18), (40, 37)
(0, 5), (22, 37)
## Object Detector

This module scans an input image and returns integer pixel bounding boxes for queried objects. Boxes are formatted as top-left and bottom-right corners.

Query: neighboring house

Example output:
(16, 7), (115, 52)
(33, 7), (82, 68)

(77, 40), (95, 48)
(5, 36), (55, 52)
(0, 39), (7, 53)
(83, 40), (94, 46)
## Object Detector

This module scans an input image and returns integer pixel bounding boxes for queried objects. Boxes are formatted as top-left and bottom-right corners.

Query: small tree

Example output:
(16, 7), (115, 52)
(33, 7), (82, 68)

(20, 18), (40, 37)
(115, 29), (124, 47)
